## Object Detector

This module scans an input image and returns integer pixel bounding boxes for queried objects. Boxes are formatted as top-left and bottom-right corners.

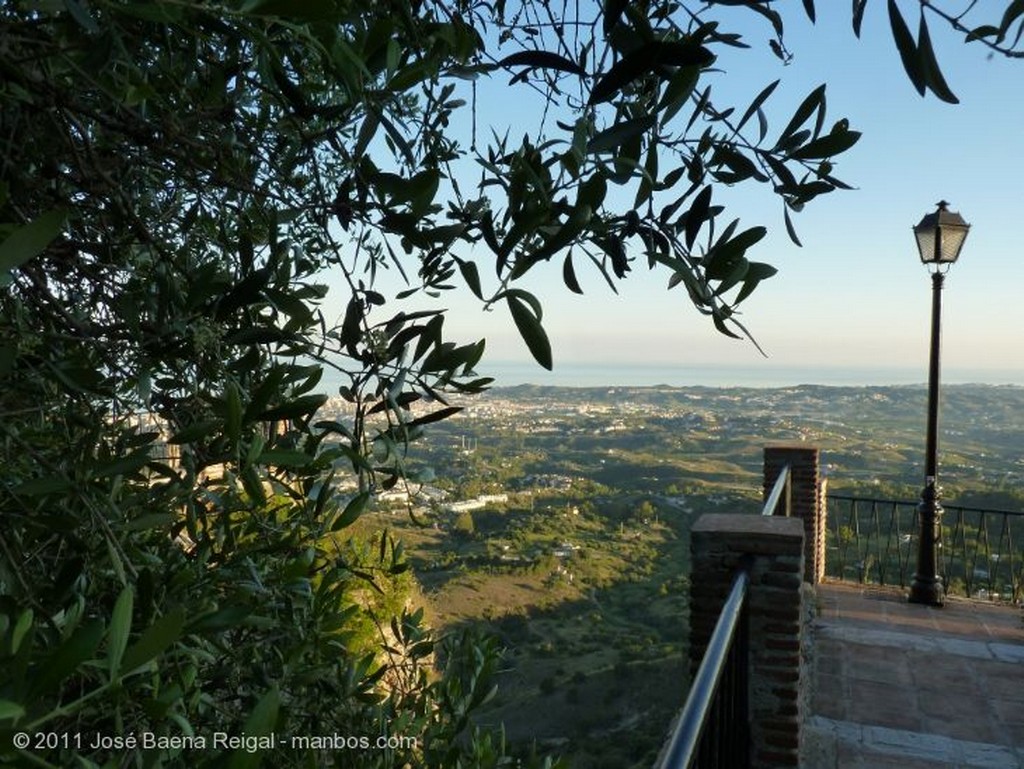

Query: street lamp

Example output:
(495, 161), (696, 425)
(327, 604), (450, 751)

(908, 200), (970, 606)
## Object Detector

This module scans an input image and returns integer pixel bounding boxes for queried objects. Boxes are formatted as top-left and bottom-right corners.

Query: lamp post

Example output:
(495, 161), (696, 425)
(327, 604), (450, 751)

(908, 201), (970, 606)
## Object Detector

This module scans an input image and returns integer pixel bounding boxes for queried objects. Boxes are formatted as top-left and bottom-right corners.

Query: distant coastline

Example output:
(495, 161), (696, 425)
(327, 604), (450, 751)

(318, 361), (1024, 392)
(456, 362), (1024, 389)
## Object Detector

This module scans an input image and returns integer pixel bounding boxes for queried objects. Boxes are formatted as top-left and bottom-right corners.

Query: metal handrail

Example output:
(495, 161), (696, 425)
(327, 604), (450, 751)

(658, 567), (750, 769)
(763, 464), (792, 517)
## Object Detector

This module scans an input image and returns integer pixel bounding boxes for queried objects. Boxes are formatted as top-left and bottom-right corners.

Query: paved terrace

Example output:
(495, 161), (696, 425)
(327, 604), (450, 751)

(804, 581), (1024, 768)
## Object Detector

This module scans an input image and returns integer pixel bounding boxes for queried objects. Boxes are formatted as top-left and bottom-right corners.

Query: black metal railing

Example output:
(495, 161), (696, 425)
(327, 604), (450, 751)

(659, 567), (750, 769)
(826, 495), (1024, 602)
(658, 466), (791, 769)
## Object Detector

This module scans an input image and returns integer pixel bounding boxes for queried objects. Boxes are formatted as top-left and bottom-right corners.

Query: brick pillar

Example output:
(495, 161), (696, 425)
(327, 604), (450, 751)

(690, 514), (806, 769)
(764, 446), (826, 584)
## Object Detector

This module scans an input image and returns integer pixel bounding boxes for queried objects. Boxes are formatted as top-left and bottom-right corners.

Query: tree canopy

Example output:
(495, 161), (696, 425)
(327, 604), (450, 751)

(1, 0), (1021, 766)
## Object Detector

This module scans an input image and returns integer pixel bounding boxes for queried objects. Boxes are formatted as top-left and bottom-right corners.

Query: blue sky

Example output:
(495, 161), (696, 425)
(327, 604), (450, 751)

(326, 4), (1024, 383)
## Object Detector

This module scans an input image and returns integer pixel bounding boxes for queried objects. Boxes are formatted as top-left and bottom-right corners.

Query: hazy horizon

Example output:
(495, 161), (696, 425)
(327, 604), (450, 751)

(321, 360), (1024, 391)
(480, 362), (1024, 389)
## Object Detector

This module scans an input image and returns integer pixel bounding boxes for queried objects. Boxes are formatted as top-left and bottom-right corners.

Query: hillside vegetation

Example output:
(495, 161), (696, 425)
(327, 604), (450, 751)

(348, 383), (1024, 766)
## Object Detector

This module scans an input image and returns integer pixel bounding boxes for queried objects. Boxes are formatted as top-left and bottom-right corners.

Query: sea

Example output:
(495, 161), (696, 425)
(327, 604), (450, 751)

(321, 362), (1024, 391)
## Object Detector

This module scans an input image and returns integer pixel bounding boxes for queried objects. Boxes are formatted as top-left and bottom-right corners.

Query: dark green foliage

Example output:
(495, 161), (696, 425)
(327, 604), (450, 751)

(0, 1), (541, 765)
(1, 0), (1018, 766)
(454, 511), (477, 538)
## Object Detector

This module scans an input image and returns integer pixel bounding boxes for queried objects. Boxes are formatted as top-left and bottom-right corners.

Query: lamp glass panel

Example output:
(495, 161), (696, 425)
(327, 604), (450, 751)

(938, 226), (968, 263)
(915, 228), (937, 263)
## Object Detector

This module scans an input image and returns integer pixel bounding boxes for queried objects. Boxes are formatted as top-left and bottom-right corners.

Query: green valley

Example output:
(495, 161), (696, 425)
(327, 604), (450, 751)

(342, 383), (1024, 767)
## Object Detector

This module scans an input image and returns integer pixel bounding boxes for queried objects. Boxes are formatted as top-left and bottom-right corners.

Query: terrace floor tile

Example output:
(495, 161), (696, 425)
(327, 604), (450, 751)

(804, 581), (1024, 768)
